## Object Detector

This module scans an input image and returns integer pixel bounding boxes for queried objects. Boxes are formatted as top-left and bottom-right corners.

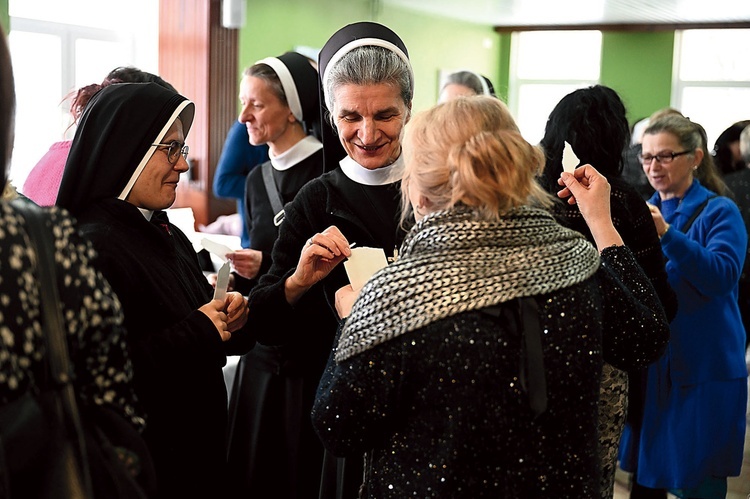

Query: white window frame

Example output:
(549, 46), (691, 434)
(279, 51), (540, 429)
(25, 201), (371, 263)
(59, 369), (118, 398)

(508, 30), (601, 144)
(671, 28), (750, 146)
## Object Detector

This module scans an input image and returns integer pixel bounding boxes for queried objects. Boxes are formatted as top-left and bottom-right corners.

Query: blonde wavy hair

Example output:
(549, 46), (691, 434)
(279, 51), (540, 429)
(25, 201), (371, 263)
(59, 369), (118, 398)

(401, 95), (551, 224)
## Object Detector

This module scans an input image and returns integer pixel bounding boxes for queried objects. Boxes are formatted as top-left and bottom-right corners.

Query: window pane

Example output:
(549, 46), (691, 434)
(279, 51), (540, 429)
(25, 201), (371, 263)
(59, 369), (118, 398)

(516, 84), (590, 145)
(516, 31), (601, 80)
(680, 87), (750, 147)
(10, 0), (146, 31)
(75, 38), (132, 89)
(7, 31), (65, 189)
(679, 29), (750, 82)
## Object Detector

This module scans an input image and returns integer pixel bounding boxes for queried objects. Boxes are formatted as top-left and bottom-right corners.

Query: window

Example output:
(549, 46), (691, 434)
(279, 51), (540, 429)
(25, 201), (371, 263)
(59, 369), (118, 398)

(672, 29), (750, 147)
(509, 30), (602, 144)
(7, 0), (158, 191)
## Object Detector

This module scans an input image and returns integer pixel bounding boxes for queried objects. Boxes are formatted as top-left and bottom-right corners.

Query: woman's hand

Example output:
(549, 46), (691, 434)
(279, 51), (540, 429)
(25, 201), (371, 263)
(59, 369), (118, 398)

(227, 249), (263, 280)
(198, 299), (231, 342)
(224, 291), (249, 332)
(335, 284), (359, 319)
(285, 226), (353, 305)
(558, 164), (624, 251)
(646, 203), (670, 238)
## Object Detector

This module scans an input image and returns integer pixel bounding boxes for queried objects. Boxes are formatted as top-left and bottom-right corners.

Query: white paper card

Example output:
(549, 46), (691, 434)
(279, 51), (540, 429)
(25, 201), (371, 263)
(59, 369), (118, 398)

(201, 237), (233, 262)
(344, 247), (389, 291)
(213, 260), (231, 302)
(562, 141), (580, 173)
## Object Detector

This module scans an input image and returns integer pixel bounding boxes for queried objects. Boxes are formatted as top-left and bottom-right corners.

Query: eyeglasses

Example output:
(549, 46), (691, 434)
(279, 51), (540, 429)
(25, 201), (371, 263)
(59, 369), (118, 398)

(637, 150), (691, 165)
(152, 140), (189, 165)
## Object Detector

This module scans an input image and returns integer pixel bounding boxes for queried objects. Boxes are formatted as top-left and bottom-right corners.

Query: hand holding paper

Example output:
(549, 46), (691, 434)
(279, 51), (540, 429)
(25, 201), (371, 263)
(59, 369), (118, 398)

(562, 141), (580, 173)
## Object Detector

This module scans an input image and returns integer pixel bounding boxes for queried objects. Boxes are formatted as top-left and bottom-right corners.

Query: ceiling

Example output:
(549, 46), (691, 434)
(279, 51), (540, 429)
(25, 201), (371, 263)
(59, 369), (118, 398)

(382, 0), (750, 30)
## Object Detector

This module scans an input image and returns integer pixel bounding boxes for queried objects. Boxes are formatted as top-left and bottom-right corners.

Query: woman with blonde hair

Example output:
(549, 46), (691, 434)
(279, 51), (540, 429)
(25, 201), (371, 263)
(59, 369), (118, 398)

(312, 96), (671, 497)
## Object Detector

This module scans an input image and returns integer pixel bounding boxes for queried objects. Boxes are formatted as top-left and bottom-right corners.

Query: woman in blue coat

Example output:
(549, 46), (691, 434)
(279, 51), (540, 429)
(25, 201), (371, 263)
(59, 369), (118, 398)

(619, 114), (748, 499)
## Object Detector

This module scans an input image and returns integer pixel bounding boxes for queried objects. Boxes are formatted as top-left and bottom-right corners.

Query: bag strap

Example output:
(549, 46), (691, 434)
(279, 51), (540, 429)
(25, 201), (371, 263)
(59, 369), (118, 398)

(12, 199), (94, 498)
(261, 161), (285, 226)
(680, 195), (717, 233)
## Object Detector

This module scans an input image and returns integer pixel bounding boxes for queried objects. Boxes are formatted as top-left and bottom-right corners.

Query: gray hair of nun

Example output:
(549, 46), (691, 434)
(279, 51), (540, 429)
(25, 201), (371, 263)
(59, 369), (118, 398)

(443, 71), (485, 95)
(323, 45), (413, 126)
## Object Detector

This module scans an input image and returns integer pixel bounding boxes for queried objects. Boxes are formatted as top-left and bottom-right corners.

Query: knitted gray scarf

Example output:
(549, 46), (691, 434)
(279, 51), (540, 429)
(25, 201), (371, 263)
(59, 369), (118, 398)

(335, 205), (601, 362)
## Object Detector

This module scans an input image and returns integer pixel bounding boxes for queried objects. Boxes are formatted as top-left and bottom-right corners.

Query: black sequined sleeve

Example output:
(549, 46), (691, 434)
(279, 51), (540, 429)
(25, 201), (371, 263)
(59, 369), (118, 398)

(597, 245), (670, 370)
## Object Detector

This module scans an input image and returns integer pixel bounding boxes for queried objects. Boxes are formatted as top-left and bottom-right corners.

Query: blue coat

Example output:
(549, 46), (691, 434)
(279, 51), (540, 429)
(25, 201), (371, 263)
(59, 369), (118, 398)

(620, 179), (748, 489)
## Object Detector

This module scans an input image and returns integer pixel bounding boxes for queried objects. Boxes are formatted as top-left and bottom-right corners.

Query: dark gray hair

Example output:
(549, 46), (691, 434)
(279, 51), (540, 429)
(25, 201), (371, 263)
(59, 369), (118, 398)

(324, 46), (413, 119)
(442, 71), (484, 95)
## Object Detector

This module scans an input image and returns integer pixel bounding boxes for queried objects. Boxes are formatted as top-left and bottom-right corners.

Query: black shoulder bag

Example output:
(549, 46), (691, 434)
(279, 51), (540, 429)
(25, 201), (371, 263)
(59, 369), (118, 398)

(261, 161), (286, 226)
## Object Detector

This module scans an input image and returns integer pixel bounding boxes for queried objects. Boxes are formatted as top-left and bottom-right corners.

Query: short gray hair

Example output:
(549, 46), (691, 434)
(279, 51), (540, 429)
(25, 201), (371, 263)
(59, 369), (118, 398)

(324, 46), (413, 119)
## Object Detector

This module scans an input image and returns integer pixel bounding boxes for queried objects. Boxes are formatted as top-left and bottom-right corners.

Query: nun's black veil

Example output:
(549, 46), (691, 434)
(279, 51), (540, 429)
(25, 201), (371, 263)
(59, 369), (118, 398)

(269, 51), (322, 142)
(56, 82), (194, 217)
(317, 22), (410, 173)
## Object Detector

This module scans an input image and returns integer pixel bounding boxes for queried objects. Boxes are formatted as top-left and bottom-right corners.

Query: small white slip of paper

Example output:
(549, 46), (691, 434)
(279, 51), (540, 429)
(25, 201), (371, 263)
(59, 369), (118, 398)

(344, 247), (388, 291)
(562, 141), (580, 173)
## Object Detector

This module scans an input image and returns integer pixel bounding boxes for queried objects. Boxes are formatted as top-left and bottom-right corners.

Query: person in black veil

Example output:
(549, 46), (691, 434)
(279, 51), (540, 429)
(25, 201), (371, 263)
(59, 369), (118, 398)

(222, 51), (328, 497)
(245, 21), (414, 498)
(56, 82), (251, 498)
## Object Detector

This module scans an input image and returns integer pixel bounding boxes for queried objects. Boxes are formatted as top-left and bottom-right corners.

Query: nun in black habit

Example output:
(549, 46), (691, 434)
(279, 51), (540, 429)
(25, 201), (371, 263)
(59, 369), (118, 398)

(56, 82), (252, 498)
(244, 22), (414, 498)
(222, 51), (329, 497)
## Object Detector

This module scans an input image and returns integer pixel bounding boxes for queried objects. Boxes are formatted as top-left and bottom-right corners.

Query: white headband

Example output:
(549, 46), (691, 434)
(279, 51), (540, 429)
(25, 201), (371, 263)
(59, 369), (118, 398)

(321, 37), (414, 101)
(256, 56), (303, 122)
(118, 100), (192, 200)
(470, 70), (491, 96)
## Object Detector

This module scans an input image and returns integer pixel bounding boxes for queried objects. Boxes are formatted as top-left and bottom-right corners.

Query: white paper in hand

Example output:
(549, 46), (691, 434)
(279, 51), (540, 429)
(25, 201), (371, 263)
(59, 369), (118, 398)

(213, 260), (230, 302)
(344, 247), (389, 291)
(562, 141), (580, 173)
(201, 237), (232, 261)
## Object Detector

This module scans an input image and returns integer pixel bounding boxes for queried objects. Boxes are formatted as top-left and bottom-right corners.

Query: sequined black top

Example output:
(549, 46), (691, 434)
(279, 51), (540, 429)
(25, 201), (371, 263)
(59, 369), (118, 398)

(312, 246), (670, 498)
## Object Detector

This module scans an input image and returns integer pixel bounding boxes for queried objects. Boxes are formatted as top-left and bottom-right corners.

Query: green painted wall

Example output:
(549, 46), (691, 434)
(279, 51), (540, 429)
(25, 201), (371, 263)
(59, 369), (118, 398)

(600, 31), (675, 125)
(239, 3), (678, 125)
(239, 0), (501, 113)
(0, 0), (9, 35)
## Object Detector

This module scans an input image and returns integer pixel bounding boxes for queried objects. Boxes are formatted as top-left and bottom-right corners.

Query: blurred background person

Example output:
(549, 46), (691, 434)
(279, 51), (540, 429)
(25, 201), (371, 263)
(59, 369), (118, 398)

(724, 123), (750, 347)
(212, 121), (269, 248)
(619, 114), (747, 499)
(712, 120), (750, 176)
(55, 82), (251, 498)
(312, 95), (669, 497)
(22, 66), (176, 206)
(222, 50), (325, 497)
(437, 69), (496, 103)
(245, 21), (415, 498)
(538, 84), (677, 499)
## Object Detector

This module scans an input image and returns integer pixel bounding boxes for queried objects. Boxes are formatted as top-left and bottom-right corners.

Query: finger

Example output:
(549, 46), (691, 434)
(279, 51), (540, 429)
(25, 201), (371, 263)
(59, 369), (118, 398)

(560, 171), (586, 199)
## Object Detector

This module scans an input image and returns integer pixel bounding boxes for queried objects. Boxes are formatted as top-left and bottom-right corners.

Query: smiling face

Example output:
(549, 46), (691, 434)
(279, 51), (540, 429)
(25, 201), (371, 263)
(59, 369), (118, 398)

(238, 75), (296, 153)
(127, 119), (187, 210)
(332, 82), (409, 170)
(642, 131), (701, 200)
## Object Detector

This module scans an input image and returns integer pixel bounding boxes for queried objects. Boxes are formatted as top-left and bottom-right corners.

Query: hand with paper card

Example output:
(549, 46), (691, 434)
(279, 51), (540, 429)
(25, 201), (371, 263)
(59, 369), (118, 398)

(284, 225), (353, 305)
(558, 164), (623, 250)
(225, 248), (263, 280)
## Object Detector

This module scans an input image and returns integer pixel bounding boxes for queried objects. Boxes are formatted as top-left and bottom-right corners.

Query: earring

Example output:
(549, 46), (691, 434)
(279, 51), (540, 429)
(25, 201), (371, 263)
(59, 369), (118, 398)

(415, 205), (425, 216)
